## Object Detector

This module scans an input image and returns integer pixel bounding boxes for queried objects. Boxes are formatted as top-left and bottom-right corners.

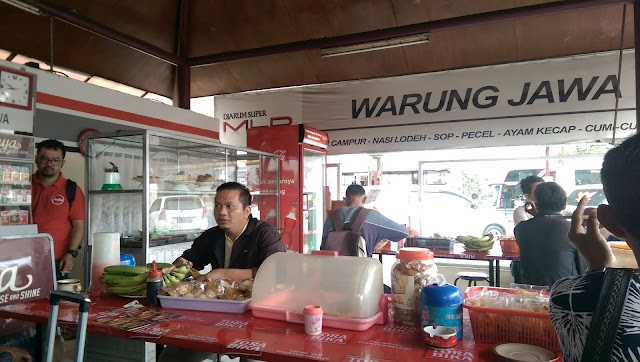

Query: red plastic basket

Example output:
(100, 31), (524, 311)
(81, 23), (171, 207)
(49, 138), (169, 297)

(463, 287), (559, 351)
(499, 237), (520, 255)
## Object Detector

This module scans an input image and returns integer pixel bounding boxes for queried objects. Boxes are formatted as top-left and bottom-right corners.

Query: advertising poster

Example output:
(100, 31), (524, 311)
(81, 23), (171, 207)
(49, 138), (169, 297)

(247, 125), (301, 252)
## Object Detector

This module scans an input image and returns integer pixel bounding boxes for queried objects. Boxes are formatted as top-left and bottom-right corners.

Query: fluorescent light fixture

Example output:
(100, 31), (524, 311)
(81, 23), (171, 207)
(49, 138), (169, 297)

(0, 0), (42, 15)
(321, 33), (430, 57)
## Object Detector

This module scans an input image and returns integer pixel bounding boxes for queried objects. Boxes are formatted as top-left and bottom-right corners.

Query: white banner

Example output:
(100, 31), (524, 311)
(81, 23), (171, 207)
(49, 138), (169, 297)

(215, 51), (636, 154)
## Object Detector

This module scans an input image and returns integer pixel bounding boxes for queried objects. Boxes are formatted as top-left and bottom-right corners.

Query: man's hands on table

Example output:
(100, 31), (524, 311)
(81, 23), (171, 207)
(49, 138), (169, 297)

(173, 257), (193, 268)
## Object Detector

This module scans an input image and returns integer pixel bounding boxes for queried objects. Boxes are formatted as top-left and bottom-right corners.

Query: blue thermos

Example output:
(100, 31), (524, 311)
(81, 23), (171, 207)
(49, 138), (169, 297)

(420, 277), (464, 339)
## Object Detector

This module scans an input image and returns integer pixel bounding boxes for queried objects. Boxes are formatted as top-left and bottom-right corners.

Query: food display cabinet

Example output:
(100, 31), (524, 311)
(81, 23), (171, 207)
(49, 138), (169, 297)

(84, 130), (280, 284)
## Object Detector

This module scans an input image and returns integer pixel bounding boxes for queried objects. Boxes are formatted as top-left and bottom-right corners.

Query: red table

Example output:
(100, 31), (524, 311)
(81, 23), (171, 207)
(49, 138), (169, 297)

(376, 243), (520, 287)
(0, 295), (504, 361)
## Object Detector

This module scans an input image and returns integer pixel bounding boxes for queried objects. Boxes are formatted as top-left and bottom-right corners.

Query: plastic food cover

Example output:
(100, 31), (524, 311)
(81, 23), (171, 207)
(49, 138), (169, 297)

(252, 252), (383, 319)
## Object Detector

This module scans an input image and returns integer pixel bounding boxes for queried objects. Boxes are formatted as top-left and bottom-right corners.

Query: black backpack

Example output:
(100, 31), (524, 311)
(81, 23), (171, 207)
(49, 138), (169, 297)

(321, 207), (371, 257)
(66, 179), (77, 206)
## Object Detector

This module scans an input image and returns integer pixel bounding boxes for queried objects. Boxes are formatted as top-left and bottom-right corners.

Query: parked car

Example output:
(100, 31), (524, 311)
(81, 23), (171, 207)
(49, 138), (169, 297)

(364, 187), (513, 238)
(149, 195), (209, 232)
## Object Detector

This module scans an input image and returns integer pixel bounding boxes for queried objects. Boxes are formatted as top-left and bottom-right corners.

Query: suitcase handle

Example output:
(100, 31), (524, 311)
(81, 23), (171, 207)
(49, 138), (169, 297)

(45, 290), (91, 362)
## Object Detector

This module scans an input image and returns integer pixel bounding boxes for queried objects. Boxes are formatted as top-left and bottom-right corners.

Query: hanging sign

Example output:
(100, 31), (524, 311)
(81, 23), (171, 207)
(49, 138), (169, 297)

(300, 125), (328, 149)
(215, 51), (636, 154)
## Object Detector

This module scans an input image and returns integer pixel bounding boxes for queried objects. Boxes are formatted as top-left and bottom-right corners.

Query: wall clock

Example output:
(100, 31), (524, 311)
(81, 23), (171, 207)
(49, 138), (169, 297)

(78, 128), (100, 156)
(0, 67), (34, 111)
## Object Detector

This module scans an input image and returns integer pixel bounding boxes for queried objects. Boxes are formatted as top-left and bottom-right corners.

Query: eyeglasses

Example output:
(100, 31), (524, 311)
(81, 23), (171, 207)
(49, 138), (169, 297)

(37, 156), (63, 166)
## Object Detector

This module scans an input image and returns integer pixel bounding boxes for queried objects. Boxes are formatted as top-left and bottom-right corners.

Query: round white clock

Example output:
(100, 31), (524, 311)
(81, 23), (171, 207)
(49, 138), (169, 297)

(0, 68), (34, 110)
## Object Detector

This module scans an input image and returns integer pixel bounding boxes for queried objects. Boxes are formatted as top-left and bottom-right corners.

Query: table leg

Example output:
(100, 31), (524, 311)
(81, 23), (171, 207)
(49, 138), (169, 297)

(378, 253), (383, 263)
(495, 260), (501, 287)
(488, 260), (495, 286)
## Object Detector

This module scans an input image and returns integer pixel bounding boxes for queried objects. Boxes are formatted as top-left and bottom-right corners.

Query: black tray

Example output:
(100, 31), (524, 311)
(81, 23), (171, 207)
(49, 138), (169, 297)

(406, 237), (455, 251)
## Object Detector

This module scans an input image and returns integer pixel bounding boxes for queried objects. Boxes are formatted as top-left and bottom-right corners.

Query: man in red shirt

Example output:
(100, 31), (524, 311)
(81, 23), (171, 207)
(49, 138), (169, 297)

(32, 139), (85, 280)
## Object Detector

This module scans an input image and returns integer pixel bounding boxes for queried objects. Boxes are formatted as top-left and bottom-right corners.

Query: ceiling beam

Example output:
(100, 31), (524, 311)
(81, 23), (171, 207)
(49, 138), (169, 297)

(18, 0), (185, 66)
(174, 0), (190, 109)
(188, 0), (632, 67)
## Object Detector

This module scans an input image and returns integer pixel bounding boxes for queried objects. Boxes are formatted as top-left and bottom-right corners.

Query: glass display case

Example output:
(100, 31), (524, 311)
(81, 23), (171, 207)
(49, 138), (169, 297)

(0, 134), (36, 235)
(84, 130), (280, 274)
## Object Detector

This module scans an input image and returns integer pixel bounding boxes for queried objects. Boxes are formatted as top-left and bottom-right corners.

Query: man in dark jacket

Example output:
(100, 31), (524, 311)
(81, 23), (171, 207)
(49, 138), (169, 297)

(514, 182), (587, 289)
(174, 182), (286, 283)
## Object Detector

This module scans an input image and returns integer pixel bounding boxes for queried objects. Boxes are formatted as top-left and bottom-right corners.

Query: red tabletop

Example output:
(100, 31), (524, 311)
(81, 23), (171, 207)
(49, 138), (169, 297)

(0, 295), (506, 361)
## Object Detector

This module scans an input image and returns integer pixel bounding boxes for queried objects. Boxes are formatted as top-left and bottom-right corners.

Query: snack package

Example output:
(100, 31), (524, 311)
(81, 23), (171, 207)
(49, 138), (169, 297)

(160, 278), (253, 300)
(465, 287), (549, 313)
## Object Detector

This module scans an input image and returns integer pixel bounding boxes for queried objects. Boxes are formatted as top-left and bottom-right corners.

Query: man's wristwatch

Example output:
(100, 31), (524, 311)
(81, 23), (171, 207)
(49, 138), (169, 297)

(67, 249), (78, 258)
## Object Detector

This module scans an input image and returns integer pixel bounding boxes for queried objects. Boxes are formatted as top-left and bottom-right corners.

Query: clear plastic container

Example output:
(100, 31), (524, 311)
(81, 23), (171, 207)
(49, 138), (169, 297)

(251, 252), (383, 324)
(391, 247), (438, 325)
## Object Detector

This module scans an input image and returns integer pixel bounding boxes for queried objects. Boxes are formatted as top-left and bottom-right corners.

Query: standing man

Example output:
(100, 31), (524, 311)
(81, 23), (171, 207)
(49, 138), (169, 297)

(174, 182), (286, 283)
(321, 184), (409, 257)
(32, 139), (85, 280)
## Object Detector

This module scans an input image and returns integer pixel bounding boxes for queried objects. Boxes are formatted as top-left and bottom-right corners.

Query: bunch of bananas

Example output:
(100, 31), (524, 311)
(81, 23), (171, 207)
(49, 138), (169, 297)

(161, 265), (189, 288)
(100, 265), (151, 296)
(100, 263), (191, 296)
(455, 234), (495, 252)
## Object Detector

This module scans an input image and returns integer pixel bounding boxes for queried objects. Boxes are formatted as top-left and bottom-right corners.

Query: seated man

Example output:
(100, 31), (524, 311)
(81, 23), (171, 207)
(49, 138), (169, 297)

(161, 182), (286, 362)
(513, 175), (544, 226)
(514, 182), (587, 289)
(321, 184), (409, 258)
(550, 133), (640, 361)
(174, 181), (286, 283)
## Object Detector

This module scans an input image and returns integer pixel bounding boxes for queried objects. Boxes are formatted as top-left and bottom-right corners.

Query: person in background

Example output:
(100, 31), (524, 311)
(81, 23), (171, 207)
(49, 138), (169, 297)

(321, 184), (409, 258)
(513, 175), (544, 226)
(174, 182), (286, 284)
(32, 139), (85, 280)
(321, 184), (408, 294)
(514, 182), (587, 289)
(161, 182), (285, 362)
(510, 175), (545, 283)
(550, 133), (640, 361)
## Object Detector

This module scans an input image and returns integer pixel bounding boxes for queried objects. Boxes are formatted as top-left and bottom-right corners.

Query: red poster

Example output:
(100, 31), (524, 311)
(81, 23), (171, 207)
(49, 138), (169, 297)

(247, 125), (301, 251)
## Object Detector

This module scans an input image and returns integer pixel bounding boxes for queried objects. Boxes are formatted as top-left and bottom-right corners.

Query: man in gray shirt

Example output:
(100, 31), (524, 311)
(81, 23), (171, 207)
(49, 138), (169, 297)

(321, 184), (409, 257)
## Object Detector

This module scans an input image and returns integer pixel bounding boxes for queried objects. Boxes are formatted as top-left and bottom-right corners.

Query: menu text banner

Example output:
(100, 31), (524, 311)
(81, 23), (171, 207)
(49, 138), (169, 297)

(214, 51), (636, 154)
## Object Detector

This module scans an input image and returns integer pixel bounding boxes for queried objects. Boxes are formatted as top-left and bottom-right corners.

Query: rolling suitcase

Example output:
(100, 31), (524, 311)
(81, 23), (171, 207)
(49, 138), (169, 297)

(44, 290), (91, 362)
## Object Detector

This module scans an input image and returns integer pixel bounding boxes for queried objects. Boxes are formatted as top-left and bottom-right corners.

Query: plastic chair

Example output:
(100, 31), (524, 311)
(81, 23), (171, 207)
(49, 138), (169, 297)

(453, 271), (490, 287)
